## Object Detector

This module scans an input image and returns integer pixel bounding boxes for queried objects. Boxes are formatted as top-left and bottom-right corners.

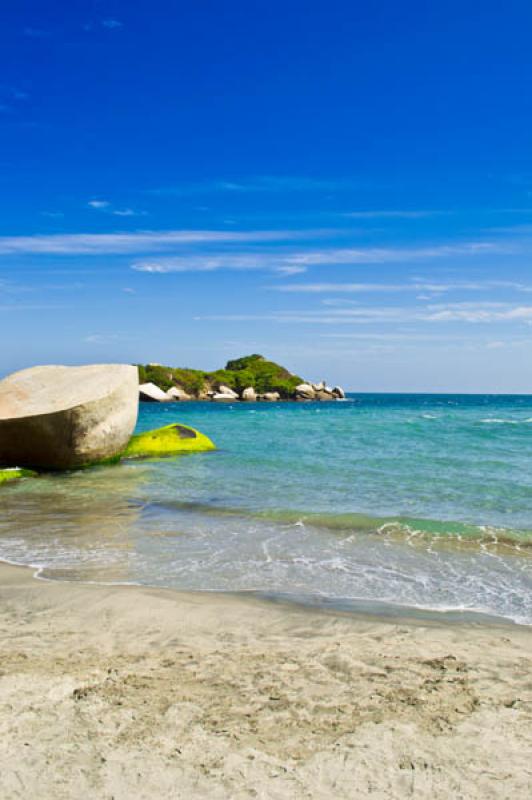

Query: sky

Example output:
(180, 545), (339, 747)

(2, 1), (532, 391)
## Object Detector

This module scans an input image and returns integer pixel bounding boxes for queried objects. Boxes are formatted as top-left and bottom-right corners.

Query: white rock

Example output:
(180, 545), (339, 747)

(0, 364), (138, 469)
(332, 386), (346, 399)
(295, 383), (316, 399)
(218, 385), (239, 399)
(139, 382), (170, 402)
(261, 392), (281, 402)
(166, 386), (192, 401)
(211, 393), (237, 402)
(242, 387), (257, 401)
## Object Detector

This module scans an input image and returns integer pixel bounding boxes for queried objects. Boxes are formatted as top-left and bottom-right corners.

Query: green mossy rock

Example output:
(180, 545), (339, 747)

(0, 467), (38, 485)
(123, 423), (216, 458)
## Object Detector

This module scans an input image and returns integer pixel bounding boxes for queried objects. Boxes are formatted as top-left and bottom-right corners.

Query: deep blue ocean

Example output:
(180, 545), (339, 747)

(1, 395), (531, 624)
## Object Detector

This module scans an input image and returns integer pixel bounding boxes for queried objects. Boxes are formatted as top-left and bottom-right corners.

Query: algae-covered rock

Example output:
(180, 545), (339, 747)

(123, 423), (216, 458)
(0, 467), (37, 485)
(0, 364), (138, 470)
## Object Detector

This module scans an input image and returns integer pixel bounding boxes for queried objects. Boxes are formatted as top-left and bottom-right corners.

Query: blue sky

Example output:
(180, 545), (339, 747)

(2, 1), (532, 391)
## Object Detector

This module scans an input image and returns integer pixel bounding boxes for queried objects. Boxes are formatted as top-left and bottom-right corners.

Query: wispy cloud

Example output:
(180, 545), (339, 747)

(150, 176), (360, 196)
(195, 301), (532, 326)
(132, 240), (515, 274)
(342, 210), (444, 219)
(131, 254), (307, 275)
(88, 199), (147, 217)
(112, 208), (146, 217)
(102, 19), (123, 30)
(83, 332), (130, 344)
(40, 211), (65, 219)
(280, 242), (513, 266)
(272, 280), (531, 294)
(0, 229), (314, 255)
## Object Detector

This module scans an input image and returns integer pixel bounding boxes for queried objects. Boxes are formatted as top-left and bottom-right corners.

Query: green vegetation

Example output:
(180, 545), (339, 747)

(0, 467), (37, 485)
(137, 354), (303, 399)
(123, 423), (216, 458)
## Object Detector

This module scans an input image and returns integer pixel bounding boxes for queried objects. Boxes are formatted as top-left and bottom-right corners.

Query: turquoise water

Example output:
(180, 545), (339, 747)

(0, 395), (531, 623)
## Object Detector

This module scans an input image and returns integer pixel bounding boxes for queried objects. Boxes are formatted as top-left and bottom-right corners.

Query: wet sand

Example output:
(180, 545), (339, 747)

(0, 561), (531, 799)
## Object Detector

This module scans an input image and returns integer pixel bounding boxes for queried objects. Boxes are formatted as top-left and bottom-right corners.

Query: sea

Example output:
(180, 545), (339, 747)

(1, 394), (531, 625)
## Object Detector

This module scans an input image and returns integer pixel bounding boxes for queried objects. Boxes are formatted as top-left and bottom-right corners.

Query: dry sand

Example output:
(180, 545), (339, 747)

(0, 562), (531, 799)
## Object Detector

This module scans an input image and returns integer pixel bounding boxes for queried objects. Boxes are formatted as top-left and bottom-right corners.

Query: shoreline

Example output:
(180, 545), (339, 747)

(1, 554), (525, 629)
(1, 560), (531, 798)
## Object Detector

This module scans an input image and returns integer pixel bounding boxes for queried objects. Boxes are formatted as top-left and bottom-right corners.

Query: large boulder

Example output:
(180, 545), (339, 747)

(0, 364), (138, 469)
(295, 383), (316, 400)
(260, 392), (281, 402)
(241, 386), (257, 401)
(139, 382), (169, 402)
(218, 384), (239, 399)
(166, 386), (192, 401)
(332, 385), (346, 399)
(211, 392), (237, 402)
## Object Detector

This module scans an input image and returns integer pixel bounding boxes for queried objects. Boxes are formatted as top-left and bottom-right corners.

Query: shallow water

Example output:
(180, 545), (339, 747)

(0, 395), (531, 623)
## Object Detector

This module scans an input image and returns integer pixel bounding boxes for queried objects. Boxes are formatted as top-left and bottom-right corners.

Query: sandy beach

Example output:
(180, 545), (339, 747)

(0, 563), (530, 799)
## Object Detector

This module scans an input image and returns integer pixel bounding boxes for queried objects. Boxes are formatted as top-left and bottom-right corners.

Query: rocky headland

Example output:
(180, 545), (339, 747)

(138, 354), (345, 403)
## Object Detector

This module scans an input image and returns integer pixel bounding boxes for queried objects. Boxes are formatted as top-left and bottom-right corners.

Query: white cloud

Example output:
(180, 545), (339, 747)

(0, 229), (309, 255)
(112, 208), (146, 217)
(343, 210), (443, 219)
(195, 301), (532, 326)
(131, 240), (516, 274)
(272, 280), (531, 294)
(132, 254), (308, 274)
(102, 19), (123, 29)
(88, 199), (146, 217)
(282, 242), (513, 267)
(150, 176), (361, 196)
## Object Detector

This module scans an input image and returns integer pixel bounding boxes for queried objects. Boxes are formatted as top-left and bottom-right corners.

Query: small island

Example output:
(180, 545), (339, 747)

(137, 354), (345, 402)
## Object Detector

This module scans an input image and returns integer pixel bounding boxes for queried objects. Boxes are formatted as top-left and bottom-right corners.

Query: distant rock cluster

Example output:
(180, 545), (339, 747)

(139, 379), (345, 403)
(294, 382), (345, 402)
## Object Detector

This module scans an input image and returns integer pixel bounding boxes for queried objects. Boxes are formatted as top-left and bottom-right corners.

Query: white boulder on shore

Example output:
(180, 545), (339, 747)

(139, 382), (170, 402)
(295, 383), (315, 400)
(166, 386), (192, 401)
(0, 364), (138, 469)
(217, 385), (239, 399)
(241, 386), (257, 401)
(295, 381), (345, 401)
(138, 378), (346, 403)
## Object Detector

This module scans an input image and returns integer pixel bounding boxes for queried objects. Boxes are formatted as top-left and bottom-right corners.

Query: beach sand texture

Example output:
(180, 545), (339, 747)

(0, 562), (531, 799)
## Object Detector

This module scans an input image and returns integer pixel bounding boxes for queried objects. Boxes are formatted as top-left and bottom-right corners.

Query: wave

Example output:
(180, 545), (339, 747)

(145, 499), (532, 554)
(480, 417), (532, 425)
